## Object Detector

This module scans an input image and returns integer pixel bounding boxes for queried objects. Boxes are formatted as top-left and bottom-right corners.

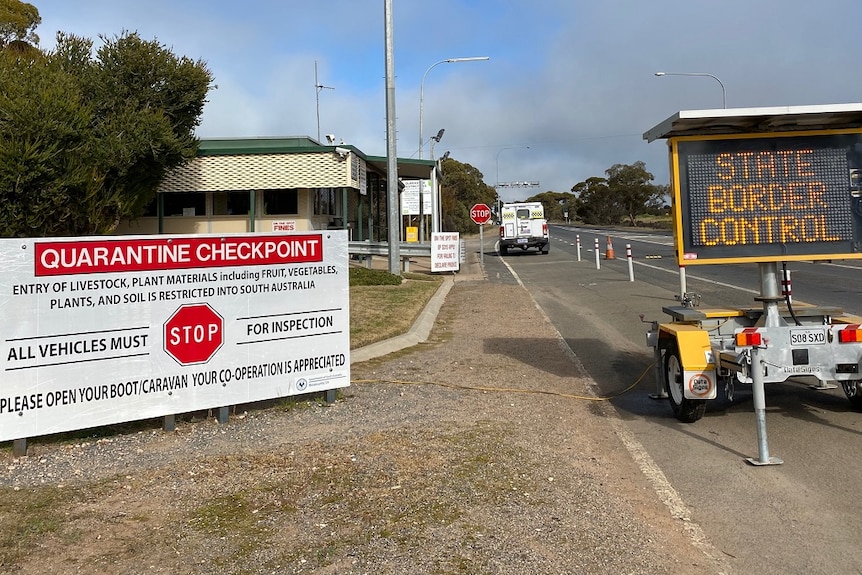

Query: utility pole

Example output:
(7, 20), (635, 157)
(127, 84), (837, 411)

(315, 60), (334, 142)
(384, 0), (400, 274)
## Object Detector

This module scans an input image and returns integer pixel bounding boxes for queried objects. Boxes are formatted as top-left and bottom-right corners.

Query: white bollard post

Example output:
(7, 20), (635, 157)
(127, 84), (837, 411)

(679, 266), (687, 300)
(576, 234), (581, 261)
(782, 268), (792, 303)
(626, 244), (634, 282)
(594, 237), (600, 269)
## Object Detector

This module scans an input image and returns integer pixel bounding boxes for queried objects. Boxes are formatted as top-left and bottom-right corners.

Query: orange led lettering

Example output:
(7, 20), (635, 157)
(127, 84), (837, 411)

(755, 152), (776, 179)
(787, 182), (808, 210)
(766, 184), (786, 211)
(739, 217), (761, 244)
(737, 151), (756, 179)
(776, 150), (794, 177)
(716, 153), (735, 179)
(795, 149), (815, 178)
(700, 219), (720, 246)
(808, 181), (827, 208)
(746, 183), (768, 212)
(707, 185), (727, 212)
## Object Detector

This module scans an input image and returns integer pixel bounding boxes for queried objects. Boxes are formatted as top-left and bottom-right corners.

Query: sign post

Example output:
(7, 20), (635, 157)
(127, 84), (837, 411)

(470, 203), (492, 265)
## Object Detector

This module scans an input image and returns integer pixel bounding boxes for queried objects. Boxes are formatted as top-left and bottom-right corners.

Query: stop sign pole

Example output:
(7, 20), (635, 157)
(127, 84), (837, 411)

(470, 203), (492, 265)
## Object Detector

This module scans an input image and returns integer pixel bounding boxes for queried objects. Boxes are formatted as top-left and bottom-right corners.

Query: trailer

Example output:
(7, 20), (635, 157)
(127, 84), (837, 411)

(643, 103), (862, 465)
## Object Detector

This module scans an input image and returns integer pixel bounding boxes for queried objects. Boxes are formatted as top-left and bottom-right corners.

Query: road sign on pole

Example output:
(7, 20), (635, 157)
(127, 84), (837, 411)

(470, 203), (492, 225)
(470, 203), (492, 266)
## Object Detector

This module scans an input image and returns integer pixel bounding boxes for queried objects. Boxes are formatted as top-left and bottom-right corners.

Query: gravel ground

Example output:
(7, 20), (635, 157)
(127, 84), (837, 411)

(0, 279), (726, 575)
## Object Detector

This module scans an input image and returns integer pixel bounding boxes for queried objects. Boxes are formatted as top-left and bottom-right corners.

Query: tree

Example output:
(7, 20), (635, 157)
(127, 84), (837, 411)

(0, 12), (213, 236)
(0, 0), (39, 49)
(439, 157), (496, 233)
(571, 176), (624, 225)
(526, 190), (576, 222)
(605, 161), (665, 227)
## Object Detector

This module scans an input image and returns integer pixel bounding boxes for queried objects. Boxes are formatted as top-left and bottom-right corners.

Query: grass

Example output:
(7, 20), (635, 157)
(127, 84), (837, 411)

(349, 267), (443, 349)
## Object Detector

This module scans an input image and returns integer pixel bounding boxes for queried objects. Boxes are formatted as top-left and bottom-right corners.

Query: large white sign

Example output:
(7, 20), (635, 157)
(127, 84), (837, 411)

(0, 231), (350, 441)
(401, 180), (432, 215)
(431, 232), (460, 272)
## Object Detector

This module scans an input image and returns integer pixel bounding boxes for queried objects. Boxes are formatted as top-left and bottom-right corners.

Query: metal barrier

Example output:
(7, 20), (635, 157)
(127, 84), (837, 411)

(348, 242), (432, 272)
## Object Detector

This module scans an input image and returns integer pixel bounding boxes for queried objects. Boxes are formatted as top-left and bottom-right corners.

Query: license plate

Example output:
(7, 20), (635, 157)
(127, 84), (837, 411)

(517, 238), (528, 244)
(790, 328), (826, 346)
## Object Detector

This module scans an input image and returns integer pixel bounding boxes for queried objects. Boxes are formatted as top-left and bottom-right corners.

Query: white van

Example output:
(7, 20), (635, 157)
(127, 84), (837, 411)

(498, 202), (549, 255)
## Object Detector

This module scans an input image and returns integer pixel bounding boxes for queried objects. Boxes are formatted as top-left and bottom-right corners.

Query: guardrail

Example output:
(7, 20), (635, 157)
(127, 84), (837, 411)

(348, 241), (432, 272)
(348, 241), (432, 257)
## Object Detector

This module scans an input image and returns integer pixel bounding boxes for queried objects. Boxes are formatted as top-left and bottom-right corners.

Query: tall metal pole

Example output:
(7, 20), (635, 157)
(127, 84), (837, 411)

(419, 56), (489, 159)
(384, 0), (400, 274)
(315, 61), (334, 142)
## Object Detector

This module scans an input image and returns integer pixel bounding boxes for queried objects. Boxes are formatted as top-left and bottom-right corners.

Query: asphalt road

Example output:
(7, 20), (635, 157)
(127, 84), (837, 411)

(482, 225), (862, 575)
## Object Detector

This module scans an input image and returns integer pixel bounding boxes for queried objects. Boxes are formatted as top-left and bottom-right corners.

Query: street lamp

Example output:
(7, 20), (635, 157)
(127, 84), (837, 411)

(429, 128), (445, 160)
(654, 71), (726, 108)
(419, 56), (490, 159)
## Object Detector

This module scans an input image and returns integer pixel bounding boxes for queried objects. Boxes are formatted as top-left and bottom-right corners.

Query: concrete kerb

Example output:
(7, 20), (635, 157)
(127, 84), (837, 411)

(350, 236), (485, 364)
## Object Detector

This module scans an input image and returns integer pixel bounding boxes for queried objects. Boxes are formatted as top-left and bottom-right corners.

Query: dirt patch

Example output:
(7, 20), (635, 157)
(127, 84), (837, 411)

(1, 281), (721, 575)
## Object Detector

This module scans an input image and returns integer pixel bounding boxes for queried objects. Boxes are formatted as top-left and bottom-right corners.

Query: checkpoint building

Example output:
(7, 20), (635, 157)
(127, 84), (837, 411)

(116, 137), (440, 242)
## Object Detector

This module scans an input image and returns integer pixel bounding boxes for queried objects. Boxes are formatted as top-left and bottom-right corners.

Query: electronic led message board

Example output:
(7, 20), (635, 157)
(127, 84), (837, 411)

(671, 130), (862, 265)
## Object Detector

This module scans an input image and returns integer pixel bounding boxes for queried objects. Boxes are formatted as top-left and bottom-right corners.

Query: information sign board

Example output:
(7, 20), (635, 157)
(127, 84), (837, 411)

(431, 232), (460, 272)
(671, 129), (862, 265)
(0, 231), (350, 441)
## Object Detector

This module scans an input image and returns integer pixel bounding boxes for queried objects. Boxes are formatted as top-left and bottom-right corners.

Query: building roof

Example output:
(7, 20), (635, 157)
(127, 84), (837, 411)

(191, 137), (437, 180)
(643, 103), (862, 142)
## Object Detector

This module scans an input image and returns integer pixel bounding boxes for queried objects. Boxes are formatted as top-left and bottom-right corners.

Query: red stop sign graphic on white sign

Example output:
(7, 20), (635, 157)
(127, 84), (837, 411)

(470, 203), (492, 225)
(163, 303), (224, 365)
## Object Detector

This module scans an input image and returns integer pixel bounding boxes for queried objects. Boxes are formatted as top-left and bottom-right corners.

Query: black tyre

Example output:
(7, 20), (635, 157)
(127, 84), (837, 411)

(500, 244), (508, 255)
(664, 344), (707, 423)
(841, 380), (862, 410)
(541, 244), (549, 254)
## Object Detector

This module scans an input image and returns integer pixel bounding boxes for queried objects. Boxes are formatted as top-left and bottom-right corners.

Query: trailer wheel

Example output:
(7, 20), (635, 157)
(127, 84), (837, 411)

(841, 380), (862, 410)
(664, 345), (707, 423)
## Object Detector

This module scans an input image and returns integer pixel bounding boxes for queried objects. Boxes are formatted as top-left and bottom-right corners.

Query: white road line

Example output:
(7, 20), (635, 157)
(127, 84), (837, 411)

(631, 260), (760, 295)
(497, 255), (734, 575)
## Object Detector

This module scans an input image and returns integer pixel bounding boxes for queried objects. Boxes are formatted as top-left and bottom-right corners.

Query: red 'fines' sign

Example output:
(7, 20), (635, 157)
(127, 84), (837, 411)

(34, 235), (323, 276)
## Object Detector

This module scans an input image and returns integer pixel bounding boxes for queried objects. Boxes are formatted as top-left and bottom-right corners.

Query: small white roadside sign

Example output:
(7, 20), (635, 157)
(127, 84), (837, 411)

(431, 232), (460, 272)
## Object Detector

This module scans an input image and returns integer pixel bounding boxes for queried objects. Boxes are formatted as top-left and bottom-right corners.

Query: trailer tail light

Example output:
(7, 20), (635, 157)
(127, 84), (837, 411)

(735, 328), (762, 347)
(838, 325), (862, 343)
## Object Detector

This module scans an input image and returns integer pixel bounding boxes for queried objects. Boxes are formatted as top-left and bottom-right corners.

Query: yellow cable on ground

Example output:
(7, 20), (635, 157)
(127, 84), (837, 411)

(352, 361), (657, 402)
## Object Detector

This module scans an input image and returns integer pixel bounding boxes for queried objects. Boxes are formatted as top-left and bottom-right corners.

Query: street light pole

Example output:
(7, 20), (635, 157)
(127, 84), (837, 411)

(419, 56), (489, 159)
(654, 71), (726, 108)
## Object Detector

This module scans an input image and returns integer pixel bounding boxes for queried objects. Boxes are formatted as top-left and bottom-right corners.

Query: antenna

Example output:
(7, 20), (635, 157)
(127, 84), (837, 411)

(315, 60), (334, 142)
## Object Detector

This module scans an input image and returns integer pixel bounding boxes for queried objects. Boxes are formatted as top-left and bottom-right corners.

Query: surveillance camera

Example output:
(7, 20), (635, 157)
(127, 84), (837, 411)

(335, 146), (350, 157)
(325, 134), (336, 144)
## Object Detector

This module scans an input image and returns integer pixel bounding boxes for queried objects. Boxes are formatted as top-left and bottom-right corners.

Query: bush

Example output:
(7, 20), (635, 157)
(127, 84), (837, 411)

(349, 267), (403, 286)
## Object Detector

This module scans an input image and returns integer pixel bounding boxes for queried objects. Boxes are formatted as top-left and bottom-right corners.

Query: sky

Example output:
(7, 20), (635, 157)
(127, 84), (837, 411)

(32, 0), (862, 202)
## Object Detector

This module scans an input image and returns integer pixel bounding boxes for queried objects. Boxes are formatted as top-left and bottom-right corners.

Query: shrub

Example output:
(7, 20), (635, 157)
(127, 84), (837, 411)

(349, 267), (403, 286)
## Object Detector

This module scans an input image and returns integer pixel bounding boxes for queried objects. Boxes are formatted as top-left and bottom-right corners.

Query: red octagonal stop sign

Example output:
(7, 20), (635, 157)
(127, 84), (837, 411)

(163, 303), (224, 365)
(470, 203), (492, 225)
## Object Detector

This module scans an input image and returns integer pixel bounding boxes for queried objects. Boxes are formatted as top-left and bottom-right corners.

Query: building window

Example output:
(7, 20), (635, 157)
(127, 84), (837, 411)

(213, 191), (251, 215)
(162, 192), (206, 216)
(263, 189), (298, 215)
(314, 188), (337, 216)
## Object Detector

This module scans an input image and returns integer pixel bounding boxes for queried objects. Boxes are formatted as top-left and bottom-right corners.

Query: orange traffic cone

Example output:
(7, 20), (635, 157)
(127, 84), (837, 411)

(605, 236), (615, 259)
